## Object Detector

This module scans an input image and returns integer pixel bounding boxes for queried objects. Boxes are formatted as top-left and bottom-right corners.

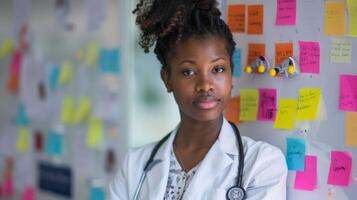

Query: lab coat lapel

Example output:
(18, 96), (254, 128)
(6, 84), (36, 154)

(145, 129), (177, 200)
(183, 119), (237, 199)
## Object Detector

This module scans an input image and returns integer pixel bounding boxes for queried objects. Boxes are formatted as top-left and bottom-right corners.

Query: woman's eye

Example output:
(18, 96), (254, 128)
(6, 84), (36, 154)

(182, 69), (195, 76)
(213, 66), (225, 73)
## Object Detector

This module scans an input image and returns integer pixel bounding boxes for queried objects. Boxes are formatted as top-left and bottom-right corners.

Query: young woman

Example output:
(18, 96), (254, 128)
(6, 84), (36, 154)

(109, 0), (287, 199)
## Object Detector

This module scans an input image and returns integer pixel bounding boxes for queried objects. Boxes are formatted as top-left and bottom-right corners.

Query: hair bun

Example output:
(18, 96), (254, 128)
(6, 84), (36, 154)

(192, 0), (220, 16)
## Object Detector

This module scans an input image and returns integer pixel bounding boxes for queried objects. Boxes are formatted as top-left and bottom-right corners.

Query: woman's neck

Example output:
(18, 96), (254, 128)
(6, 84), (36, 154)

(174, 115), (223, 151)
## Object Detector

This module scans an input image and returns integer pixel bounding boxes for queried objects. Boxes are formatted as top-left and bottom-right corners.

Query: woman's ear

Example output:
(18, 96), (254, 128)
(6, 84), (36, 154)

(160, 68), (172, 93)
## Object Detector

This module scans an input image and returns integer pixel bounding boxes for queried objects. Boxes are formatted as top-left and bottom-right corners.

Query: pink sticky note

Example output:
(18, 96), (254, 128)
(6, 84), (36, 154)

(276, 0), (296, 25)
(22, 186), (36, 200)
(2, 176), (14, 196)
(258, 88), (277, 121)
(294, 155), (317, 191)
(299, 41), (320, 74)
(339, 75), (357, 111)
(327, 151), (352, 186)
(10, 50), (23, 75)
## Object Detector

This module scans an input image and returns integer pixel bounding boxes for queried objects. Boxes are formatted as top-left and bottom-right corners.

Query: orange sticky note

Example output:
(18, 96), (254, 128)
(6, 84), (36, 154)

(346, 112), (357, 147)
(6, 73), (20, 94)
(275, 42), (293, 65)
(247, 43), (265, 65)
(225, 96), (240, 125)
(325, 1), (346, 36)
(228, 5), (246, 33)
(247, 5), (264, 34)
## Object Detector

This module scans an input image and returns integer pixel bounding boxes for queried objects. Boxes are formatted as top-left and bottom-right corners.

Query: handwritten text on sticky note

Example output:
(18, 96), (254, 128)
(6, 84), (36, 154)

(294, 155), (317, 191)
(258, 88), (277, 121)
(339, 74), (357, 111)
(228, 4), (246, 33)
(331, 39), (352, 64)
(286, 137), (306, 171)
(297, 88), (321, 120)
(275, 42), (293, 65)
(325, 1), (346, 36)
(274, 99), (297, 129)
(247, 43), (265, 65)
(247, 5), (263, 34)
(327, 151), (353, 186)
(299, 41), (320, 74)
(276, 0), (296, 25)
(239, 89), (259, 121)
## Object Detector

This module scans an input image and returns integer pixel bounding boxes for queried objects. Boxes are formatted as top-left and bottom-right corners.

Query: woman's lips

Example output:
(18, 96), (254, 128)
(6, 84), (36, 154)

(193, 96), (220, 109)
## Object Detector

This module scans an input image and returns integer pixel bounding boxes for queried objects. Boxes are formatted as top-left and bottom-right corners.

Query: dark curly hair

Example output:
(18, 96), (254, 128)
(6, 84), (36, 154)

(133, 0), (236, 72)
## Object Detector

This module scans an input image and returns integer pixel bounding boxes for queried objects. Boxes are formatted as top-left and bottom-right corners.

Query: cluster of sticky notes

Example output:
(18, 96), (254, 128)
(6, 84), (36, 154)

(16, 127), (30, 153)
(232, 48), (242, 77)
(228, 4), (264, 34)
(61, 96), (92, 124)
(331, 39), (352, 64)
(16, 103), (30, 127)
(45, 131), (64, 157)
(276, 0), (296, 25)
(299, 41), (320, 74)
(86, 116), (104, 149)
(99, 48), (121, 73)
(88, 186), (105, 200)
(0, 38), (14, 58)
(339, 75), (357, 112)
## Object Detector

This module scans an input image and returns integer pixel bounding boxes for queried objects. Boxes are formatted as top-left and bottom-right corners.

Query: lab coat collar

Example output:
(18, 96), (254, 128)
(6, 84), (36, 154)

(218, 118), (239, 156)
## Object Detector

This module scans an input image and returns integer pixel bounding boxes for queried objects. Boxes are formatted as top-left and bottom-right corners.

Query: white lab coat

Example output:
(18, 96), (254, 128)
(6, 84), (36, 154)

(109, 119), (287, 200)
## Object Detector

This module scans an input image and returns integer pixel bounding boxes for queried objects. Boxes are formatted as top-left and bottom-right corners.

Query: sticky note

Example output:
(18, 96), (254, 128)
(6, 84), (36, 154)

(88, 186), (105, 200)
(2, 176), (14, 196)
(276, 0), (296, 25)
(59, 61), (73, 85)
(232, 48), (242, 77)
(274, 99), (297, 129)
(10, 50), (23, 75)
(294, 155), (317, 191)
(257, 88), (277, 121)
(74, 97), (92, 123)
(299, 41), (320, 74)
(85, 42), (99, 65)
(327, 151), (353, 186)
(61, 96), (75, 124)
(6, 73), (20, 93)
(296, 88), (321, 120)
(346, 112), (357, 146)
(347, 0), (357, 36)
(49, 65), (60, 91)
(0, 38), (14, 57)
(286, 137), (306, 171)
(339, 74), (357, 111)
(22, 185), (36, 200)
(86, 117), (104, 149)
(275, 42), (293, 65)
(247, 5), (264, 34)
(16, 127), (30, 153)
(239, 89), (259, 121)
(247, 43), (265, 65)
(325, 1), (346, 36)
(225, 96), (240, 125)
(99, 48), (120, 73)
(331, 39), (352, 64)
(46, 131), (63, 156)
(228, 4), (246, 33)
(16, 103), (30, 127)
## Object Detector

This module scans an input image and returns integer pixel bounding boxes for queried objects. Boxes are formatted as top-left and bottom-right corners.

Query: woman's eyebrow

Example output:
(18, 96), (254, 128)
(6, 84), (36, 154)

(210, 57), (226, 63)
(178, 57), (227, 66)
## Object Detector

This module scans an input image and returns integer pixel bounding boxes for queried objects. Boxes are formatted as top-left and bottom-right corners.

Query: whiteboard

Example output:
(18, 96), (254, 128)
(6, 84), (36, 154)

(224, 0), (356, 199)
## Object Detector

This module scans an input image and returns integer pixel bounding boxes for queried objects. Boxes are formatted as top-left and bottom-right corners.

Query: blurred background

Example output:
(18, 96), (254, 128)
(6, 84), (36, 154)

(0, 0), (179, 199)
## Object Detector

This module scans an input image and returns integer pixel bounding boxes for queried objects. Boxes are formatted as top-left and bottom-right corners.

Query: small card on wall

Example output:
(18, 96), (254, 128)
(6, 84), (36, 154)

(327, 151), (353, 186)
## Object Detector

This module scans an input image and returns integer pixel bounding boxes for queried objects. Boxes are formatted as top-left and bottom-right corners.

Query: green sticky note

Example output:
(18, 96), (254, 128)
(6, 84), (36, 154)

(86, 117), (104, 149)
(239, 89), (259, 121)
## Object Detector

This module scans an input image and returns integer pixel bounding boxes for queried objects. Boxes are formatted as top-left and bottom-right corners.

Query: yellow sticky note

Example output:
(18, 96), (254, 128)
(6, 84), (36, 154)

(59, 61), (73, 85)
(347, 0), (357, 36)
(346, 112), (357, 146)
(274, 99), (297, 129)
(16, 127), (30, 153)
(0, 38), (14, 58)
(61, 96), (75, 124)
(74, 97), (92, 123)
(239, 89), (259, 121)
(325, 1), (346, 36)
(86, 117), (103, 149)
(297, 88), (321, 120)
(331, 39), (352, 64)
(85, 42), (99, 65)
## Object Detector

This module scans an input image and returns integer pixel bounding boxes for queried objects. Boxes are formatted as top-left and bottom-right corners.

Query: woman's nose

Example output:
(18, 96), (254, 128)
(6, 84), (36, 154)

(195, 74), (214, 93)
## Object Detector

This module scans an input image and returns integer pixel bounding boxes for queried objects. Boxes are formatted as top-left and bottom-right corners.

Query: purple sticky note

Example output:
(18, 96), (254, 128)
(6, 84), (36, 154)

(299, 41), (320, 74)
(22, 186), (36, 200)
(276, 0), (296, 25)
(327, 151), (352, 186)
(339, 75), (357, 111)
(258, 88), (277, 121)
(294, 155), (317, 191)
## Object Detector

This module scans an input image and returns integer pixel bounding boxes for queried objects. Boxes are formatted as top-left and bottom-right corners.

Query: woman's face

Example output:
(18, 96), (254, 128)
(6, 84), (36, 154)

(161, 36), (232, 122)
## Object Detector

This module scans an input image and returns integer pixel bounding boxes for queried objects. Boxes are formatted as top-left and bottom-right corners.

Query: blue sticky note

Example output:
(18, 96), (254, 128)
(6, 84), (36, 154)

(286, 138), (306, 171)
(49, 65), (60, 91)
(88, 187), (105, 200)
(46, 131), (63, 156)
(16, 103), (30, 126)
(232, 48), (242, 77)
(99, 48), (120, 73)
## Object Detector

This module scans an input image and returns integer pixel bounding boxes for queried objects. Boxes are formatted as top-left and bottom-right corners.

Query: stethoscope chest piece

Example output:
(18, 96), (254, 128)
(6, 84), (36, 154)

(226, 186), (246, 200)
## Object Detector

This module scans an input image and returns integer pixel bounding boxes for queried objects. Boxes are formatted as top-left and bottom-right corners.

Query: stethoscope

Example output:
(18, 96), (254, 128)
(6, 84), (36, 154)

(133, 121), (246, 200)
